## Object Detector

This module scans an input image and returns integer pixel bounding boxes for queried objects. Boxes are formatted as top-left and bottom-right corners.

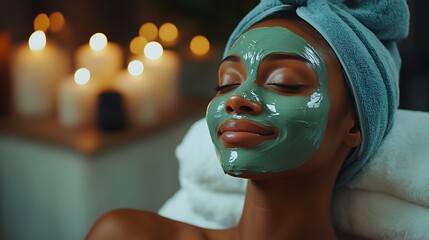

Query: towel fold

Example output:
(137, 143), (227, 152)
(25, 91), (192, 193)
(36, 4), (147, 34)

(160, 189), (243, 229)
(183, 186), (244, 228)
(159, 118), (246, 229)
(176, 118), (247, 194)
(333, 188), (429, 240)
(347, 109), (429, 208)
(159, 109), (429, 238)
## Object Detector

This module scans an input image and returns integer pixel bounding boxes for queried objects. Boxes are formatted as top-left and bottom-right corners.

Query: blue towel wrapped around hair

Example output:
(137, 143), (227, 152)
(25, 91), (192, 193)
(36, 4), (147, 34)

(223, 0), (410, 186)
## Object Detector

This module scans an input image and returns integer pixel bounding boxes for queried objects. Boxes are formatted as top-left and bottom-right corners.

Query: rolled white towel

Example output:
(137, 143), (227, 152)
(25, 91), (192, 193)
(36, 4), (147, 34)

(333, 188), (429, 240)
(175, 118), (247, 194)
(159, 189), (229, 229)
(160, 118), (246, 228)
(348, 109), (429, 208)
(159, 187), (244, 229)
(184, 181), (244, 228)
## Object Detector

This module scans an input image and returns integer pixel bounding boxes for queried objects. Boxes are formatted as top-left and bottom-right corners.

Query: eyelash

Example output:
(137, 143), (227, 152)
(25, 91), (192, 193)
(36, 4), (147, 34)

(214, 84), (240, 92)
(266, 83), (305, 91)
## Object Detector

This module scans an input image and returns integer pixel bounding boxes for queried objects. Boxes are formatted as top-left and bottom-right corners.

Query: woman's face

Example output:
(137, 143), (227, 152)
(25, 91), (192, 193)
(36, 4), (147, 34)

(206, 18), (354, 178)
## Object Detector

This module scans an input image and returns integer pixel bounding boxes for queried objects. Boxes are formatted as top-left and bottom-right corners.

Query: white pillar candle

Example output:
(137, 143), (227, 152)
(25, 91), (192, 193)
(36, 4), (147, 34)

(75, 33), (123, 89)
(131, 42), (180, 112)
(58, 68), (98, 128)
(115, 60), (157, 125)
(12, 31), (70, 117)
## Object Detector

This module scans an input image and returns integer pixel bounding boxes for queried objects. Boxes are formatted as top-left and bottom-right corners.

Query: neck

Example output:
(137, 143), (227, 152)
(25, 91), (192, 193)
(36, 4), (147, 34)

(233, 171), (338, 240)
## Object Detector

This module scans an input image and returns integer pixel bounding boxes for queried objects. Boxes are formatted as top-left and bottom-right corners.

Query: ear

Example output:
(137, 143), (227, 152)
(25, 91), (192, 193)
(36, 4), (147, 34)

(343, 118), (362, 148)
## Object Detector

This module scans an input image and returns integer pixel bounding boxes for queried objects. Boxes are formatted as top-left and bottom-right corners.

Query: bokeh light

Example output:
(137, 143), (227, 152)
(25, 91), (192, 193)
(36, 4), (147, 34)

(89, 33), (107, 51)
(159, 23), (178, 46)
(49, 11), (65, 32)
(144, 41), (163, 60)
(128, 60), (144, 77)
(33, 13), (50, 32)
(129, 36), (148, 55)
(190, 35), (210, 56)
(28, 31), (46, 51)
(139, 23), (158, 41)
(74, 68), (91, 85)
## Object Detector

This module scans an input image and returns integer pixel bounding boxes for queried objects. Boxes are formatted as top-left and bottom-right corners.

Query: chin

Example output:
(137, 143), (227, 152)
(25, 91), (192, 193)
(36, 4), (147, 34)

(223, 168), (279, 180)
(223, 166), (258, 178)
(223, 165), (306, 181)
(225, 171), (254, 179)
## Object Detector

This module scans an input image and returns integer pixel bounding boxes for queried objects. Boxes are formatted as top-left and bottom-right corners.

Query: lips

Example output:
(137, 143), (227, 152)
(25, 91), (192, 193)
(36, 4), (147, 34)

(218, 119), (278, 148)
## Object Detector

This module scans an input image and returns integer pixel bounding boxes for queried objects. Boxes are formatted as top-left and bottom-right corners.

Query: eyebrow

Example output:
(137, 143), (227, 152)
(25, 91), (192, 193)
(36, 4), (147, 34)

(263, 53), (309, 63)
(221, 55), (241, 63)
(221, 53), (309, 64)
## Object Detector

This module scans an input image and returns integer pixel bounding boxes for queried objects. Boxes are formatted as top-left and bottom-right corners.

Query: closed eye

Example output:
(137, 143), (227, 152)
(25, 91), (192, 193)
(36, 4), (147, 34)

(257, 53), (319, 96)
(214, 83), (241, 94)
(266, 83), (306, 93)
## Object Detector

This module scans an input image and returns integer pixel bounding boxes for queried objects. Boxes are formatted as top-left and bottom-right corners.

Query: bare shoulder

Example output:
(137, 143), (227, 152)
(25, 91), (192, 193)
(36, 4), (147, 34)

(86, 208), (208, 240)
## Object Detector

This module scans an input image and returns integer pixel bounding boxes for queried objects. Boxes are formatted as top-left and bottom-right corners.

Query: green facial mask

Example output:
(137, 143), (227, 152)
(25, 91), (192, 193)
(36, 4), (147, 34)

(206, 27), (331, 176)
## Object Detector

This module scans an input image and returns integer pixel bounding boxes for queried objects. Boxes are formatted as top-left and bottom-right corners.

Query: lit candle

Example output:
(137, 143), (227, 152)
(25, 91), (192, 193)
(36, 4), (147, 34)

(75, 33), (123, 89)
(12, 30), (70, 117)
(58, 68), (98, 128)
(115, 60), (157, 125)
(131, 41), (180, 112)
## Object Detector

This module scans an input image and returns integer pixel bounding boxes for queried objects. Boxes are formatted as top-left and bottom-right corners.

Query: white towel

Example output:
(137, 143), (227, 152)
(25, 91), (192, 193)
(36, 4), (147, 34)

(160, 189), (230, 229)
(347, 109), (429, 208)
(333, 188), (429, 240)
(159, 109), (429, 238)
(159, 118), (246, 229)
(176, 119), (247, 194)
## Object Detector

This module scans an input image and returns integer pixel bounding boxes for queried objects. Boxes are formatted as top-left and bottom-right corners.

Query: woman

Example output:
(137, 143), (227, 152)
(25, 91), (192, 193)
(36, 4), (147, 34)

(87, 1), (409, 239)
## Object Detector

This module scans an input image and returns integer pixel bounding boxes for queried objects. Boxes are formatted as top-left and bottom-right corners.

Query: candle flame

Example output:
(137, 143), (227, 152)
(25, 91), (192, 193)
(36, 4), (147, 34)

(144, 41), (163, 60)
(74, 68), (91, 85)
(190, 35), (210, 56)
(29, 31), (46, 51)
(89, 33), (107, 51)
(128, 60), (144, 77)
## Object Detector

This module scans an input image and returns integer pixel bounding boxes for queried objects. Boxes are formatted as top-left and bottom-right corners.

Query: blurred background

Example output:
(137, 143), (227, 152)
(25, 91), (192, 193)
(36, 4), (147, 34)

(0, 0), (428, 109)
(0, 0), (428, 239)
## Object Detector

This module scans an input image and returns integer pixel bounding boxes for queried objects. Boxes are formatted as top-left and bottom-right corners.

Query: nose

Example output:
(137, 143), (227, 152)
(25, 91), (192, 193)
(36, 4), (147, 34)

(224, 95), (263, 115)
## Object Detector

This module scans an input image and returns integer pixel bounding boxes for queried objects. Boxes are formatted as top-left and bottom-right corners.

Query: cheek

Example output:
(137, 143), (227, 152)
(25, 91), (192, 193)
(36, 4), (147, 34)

(314, 98), (350, 164)
(326, 74), (352, 139)
(207, 96), (226, 118)
(268, 92), (329, 125)
(206, 96), (228, 136)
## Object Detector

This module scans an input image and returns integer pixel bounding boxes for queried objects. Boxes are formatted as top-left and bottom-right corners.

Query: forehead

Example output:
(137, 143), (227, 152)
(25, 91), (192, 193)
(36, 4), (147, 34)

(249, 18), (334, 58)
(236, 18), (346, 85)
(225, 24), (329, 90)
(226, 27), (323, 69)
